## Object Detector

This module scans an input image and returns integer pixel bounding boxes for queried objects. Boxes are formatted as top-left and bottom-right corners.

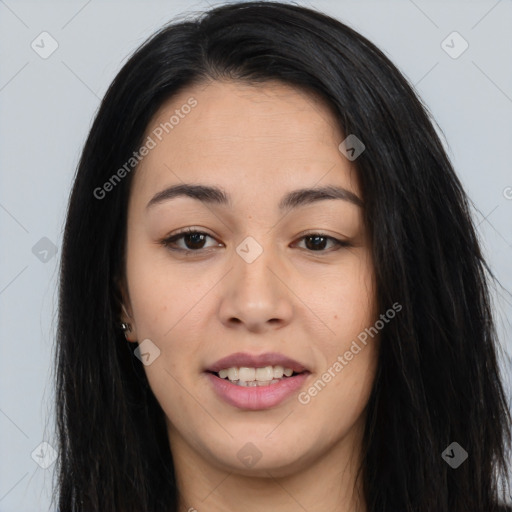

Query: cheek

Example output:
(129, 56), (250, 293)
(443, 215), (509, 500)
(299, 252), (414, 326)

(298, 330), (379, 436)
(124, 243), (215, 402)
(311, 251), (376, 336)
(301, 253), (378, 408)
(125, 239), (196, 335)
(312, 346), (378, 439)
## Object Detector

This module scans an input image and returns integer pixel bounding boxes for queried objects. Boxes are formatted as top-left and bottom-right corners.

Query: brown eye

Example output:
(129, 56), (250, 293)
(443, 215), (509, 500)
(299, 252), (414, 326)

(303, 235), (329, 251)
(179, 232), (208, 250)
(161, 229), (219, 251)
(161, 229), (350, 254)
(295, 234), (350, 252)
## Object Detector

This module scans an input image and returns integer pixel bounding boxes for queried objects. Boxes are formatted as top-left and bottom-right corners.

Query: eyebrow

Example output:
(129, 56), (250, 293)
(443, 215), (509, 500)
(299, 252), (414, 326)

(146, 183), (364, 211)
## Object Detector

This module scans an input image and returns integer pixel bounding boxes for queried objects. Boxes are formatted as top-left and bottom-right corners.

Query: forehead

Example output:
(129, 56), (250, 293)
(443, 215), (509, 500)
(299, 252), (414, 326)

(131, 80), (360, 206)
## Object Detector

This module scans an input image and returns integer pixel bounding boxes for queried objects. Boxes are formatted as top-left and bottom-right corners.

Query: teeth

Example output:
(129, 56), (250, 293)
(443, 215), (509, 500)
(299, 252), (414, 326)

(235, 378), (281, 387)
(273, 365), (284, 378)
(215, 364), (298, 385)
(239, 367), (256, 381)
(227, 367), (239, 381)
(255, 366), (274, 381)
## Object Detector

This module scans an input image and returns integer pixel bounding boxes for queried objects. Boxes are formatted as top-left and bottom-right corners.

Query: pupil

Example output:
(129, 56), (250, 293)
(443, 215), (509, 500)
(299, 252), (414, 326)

(306, 235), (326, 251)
(186, 233), (205, 249)
(183, 234), (327, 251)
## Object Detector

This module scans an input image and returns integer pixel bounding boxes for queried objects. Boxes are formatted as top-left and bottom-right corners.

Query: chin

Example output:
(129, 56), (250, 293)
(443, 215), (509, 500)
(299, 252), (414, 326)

(206, 439), (315, 478)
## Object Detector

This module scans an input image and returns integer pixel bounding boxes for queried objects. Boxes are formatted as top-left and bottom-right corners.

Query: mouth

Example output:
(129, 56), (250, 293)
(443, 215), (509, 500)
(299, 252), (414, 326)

(206, 365), (307, 387)
(204, 353), (311, 410)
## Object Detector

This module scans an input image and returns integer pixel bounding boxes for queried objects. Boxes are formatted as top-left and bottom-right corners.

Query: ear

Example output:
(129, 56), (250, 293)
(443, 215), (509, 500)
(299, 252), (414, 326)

(116, 276), (138, 343)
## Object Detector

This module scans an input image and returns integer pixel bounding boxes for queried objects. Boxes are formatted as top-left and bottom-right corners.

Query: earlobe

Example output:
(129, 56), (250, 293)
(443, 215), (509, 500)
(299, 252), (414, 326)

(120, 303), (138, 342)
(116, 276), (138, 342)
(120, 320), (137, 342)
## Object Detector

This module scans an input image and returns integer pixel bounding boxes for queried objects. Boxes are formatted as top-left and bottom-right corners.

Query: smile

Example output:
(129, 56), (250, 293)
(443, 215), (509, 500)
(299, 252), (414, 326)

(206, 368), (310, 410)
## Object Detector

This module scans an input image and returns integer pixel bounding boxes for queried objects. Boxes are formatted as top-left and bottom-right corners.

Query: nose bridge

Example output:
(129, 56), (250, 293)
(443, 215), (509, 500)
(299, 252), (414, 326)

(218, 232), (293, 329)
(233, 233), (281, 297)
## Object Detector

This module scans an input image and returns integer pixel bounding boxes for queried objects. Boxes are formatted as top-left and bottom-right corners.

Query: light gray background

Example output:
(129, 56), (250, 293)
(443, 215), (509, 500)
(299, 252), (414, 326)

(1, 1), (511, 510)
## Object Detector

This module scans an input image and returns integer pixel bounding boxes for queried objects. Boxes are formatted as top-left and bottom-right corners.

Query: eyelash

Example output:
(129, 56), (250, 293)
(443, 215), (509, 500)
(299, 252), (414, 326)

(160, 228), (351, 254)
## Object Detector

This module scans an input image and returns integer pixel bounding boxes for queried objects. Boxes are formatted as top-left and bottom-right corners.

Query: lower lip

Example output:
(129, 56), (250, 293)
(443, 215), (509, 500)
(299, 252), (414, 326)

(206, 372), (310, 410)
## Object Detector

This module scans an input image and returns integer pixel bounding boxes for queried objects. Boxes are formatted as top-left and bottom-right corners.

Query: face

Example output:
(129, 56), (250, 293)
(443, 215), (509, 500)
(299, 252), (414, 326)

(120, 80), (379, 478)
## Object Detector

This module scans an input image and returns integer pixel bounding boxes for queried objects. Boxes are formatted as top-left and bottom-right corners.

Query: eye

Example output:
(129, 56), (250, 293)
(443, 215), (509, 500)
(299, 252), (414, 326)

(294, 233), (351, 252)
(160, 229), (351, 253)
(160, 228), (220, 252)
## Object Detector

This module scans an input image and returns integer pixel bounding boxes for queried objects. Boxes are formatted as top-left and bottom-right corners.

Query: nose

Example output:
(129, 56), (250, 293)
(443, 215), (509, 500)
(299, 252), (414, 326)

(217, 240), (294, 333)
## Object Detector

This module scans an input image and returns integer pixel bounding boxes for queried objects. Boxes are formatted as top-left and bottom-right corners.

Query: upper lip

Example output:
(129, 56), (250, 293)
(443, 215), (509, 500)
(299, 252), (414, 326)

(206, 352), (309, 374)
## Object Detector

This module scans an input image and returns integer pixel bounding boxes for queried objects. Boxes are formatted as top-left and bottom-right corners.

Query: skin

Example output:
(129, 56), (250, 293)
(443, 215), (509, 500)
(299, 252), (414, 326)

(120, 80), (380, 512)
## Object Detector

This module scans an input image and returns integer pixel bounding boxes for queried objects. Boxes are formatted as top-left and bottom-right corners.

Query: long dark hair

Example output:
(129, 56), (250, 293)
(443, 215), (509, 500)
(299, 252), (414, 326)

(53, 2), (512, 510)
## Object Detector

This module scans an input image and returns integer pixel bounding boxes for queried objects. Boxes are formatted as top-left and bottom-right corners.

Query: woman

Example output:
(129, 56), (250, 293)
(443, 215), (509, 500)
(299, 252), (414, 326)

(53, 2), (511, 511)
